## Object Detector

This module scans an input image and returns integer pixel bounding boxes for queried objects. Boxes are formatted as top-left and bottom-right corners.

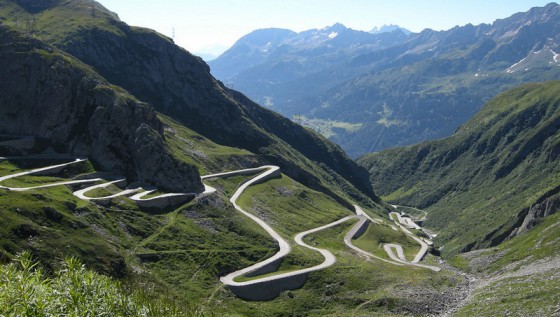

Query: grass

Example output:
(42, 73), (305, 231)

(359, 81), (560, 257)
(206, 221), (460, 317)
(292, 115), (363, 138)
(448, 255), (470, 272)
(159, 114), (259, 176)
(487, 212), (560, 273)
(205, 173), (346, 281)
(196, 174), (457, 316)
(0, 0), (125, 45)
(375, 104), (405, 128)
(236, 174), (350, 236)
(455, 212), (560, 274)
(0, 159), (95, 187)
(353, 223), (420, 260)
(381, 184), (420, 202)
(444, 203), (560, 315)
(0, 156), (458, 316)
(0, 251), (191, 316)
(456, 270), (560, 317)
(393, 205), (427, 219)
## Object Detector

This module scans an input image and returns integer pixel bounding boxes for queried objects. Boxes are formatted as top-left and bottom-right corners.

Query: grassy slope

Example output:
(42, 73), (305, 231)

(0, 1), (453, 315)
(0, 111), (459, 316)
(359, 81), (560, 257)
(206, 216), (459, 317)
(452, 212), (560, 316)
(354, 223), (420, 261)
(359, 81), (560, 316)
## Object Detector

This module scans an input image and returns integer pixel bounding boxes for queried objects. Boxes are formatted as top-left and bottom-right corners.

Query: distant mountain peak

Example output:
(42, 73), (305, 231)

(237, 27), (296, 46)
(331, 22), (347, 28)
(322, 23), (348, 32)
(370, 24), (411, 35)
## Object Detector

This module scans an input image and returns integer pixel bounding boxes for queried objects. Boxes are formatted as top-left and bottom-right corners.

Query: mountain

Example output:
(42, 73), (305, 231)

(210, 28), (298, 79)
(0, 0), (378, 206)
(370, 24), (411, 35)
(358, 81), (560, 257)
(2, 1), (558, 315)
(209, 23), (410, 98)
(0, 25), (202, 193)
(0, 1), (464, 316)
(210, 3), (560, 158)
(358, 81), (560, 316)
(0, 4), (457, 316)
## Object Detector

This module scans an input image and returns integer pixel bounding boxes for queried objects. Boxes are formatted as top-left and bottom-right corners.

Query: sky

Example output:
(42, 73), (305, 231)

(96, 0), (555, 58)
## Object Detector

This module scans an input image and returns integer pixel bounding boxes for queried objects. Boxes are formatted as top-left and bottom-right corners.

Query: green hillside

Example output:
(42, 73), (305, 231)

(4, 0), (559, 315)
(359, 81), (560, 257)
(451, 209), (560, 316)
(0, 1), (458, 315)
(0, 105), (461, 315)
(0, 129), (456, 316)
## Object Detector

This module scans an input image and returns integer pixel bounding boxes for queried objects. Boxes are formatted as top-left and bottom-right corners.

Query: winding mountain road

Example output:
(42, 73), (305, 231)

(389, 212), (440, 271)
(0, 158), (102, 191)
(0, 158), (207, 208)
(0, 156), (441, 300)
(201, 165), (440, 299)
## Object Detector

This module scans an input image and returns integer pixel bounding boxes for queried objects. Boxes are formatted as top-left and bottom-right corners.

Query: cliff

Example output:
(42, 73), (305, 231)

(0, 25), (203, 193)
(0, 0), (376, 204)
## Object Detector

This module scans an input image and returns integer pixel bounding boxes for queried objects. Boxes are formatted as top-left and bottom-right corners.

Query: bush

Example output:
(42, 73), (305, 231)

(0, 251), (190, 316)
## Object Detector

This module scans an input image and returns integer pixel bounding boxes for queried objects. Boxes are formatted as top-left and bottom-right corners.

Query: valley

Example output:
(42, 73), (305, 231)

(0, 149), (454, 315)
(0, 0), (558, 316)
(210, 3), (560, 157)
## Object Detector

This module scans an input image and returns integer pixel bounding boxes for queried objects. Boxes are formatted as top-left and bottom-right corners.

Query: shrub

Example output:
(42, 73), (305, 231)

(0, 251), (190, 316)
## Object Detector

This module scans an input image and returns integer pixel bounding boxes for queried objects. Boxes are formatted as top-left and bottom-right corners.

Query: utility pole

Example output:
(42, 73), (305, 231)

(172, 26), (175, 40)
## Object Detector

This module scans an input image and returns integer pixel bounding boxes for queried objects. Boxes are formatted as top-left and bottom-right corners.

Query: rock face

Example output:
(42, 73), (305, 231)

(0, 0), (381, 206)
(0, 26), (203, 193)
(33, 2), (375, 200)
(510, 190), (560, 238)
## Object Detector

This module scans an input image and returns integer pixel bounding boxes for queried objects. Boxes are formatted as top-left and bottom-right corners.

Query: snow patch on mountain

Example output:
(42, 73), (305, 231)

(552, 49), (560, 63)
(507, 57), (527, 73)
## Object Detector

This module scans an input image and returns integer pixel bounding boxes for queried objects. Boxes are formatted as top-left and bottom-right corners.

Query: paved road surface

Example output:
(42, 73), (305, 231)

(0, 157), (441, 296)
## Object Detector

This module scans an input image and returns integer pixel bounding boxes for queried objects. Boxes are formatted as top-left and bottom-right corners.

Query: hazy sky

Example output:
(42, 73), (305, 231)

(96, 0), (554, 56)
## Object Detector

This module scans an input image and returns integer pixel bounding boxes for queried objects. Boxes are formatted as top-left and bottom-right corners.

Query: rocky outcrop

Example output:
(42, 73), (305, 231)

(35, 3), (375, 201)
(0, 0), (381, 208)
(0, 26), (203, 193)
(509, 189), (560, 238)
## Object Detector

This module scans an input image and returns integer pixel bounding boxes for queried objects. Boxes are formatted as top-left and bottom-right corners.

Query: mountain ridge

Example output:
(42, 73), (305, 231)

(0, 0), (379, 206)
(1, 1), (559, 315)
(0, 24), (203, 193)
(210, 2), (560, 157)
(358, 80), (560, 256)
